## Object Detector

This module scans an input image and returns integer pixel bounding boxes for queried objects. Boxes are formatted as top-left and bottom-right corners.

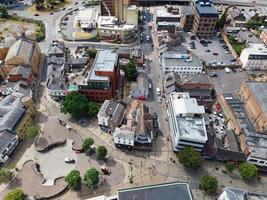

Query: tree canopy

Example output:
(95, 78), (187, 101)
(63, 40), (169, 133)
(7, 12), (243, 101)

(239, 163), (258, 180)
(0, 168), (13, 184)
(177, 147), (202, 169)
(26, 125), (39, 139)
(65, 170), (81, 189)
(96, 145), (107, 159)
(199, 175), (218, 195)
(82, 137), (94, 151)
(61, 92), (99, 118)
(4, 188), (24, 200)
(0, 5), (8, 18)
(225, 162), (235, 173)
(217, 8), (228, 29)
(84, 168), (99, 188)
(86, 49), (97, 58)
(123, 60), (137, 81)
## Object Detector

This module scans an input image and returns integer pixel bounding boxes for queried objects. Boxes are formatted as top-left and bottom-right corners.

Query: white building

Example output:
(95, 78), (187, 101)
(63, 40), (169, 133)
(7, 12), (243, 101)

(167, 92), (207, 151)
(126, 5), (138, 26)
(161, 51), (203, 75)
(240, 43), (267, 71)
(113, 127), (135, 147)
(130, 72), (149, 100)
(218, 187), (267, 200)
(74, 8), (99, 30)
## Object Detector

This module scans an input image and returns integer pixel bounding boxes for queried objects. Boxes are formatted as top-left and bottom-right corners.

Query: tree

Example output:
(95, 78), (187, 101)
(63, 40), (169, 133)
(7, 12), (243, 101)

(61, 92), (89, 118)
(87, 102), (99, 118)
(96, 145), (107, 159)
(65, 170), (81, 189)
(0, 168), (13, 184)
(0, 5), (8, 18)
(239, 163), (258, 180)
(26, 125), (39, 139)
(84, 168), (99, 188)
(86, 49), (97, 58)
(199, 175), (218, 195)
(225, 162), (235, 173)
(177, 147), (202, 169)
(82, 137), (94, 151)
(217, 8), (228, 29)
(123, 60), (137, 81)
(4, 188), (24, 200)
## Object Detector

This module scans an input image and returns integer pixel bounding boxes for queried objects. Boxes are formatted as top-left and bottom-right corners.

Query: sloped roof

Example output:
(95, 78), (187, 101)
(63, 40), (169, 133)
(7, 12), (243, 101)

(0, 130), (17, 155)
(47, 40), (65, 56)
(9, 65), (31, 79)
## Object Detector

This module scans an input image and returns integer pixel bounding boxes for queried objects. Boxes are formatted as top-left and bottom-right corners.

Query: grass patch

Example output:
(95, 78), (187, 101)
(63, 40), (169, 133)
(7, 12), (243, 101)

(228, 35), (245, 56)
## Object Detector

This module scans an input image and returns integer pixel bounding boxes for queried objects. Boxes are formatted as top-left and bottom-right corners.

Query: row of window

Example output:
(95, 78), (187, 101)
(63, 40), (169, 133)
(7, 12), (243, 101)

(165, 67), (202, 70)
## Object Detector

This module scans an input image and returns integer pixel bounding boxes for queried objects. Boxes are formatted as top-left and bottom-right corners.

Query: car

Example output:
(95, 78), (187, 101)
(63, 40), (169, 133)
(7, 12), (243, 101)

(210, 73), (218, 77)
(49, 12), (54, 15)
(206, 49), (211, 52)
(62, 7), (66, 10)
(153, 121), (159, 129)
(225, 67), (231, 73)
(232, 68), (236, 73)
(213, 52), (219, 56)
(219, 126), (224, 131)
(64, 157), (75, 163)
(200, 40), (206, 44)
(152, 113), (158, 120)
(146, 35), (150, 41)
(214, 119), (220, 126)
(158, 96), (162, 103)
(231, 58), (237, 62)
(156, 87), (161, 95)
(74, 2), (78, 4)
(12, 12), (17, 16)
(218, 113), (223, 118)
(34, 13), (39, 16)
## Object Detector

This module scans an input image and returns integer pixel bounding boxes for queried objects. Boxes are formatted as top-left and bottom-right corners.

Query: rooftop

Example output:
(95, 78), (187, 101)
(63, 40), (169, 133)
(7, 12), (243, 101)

(183, 6), (193, 15)
(163, 51), (203, 68)
(242, 43), (267, 56)
(0, 130), (17, 155)
(155, 6), (181, 18)
(98, 16), (136, 31)
(193, 0), (218, 17)
(9, 65), (31, 79)
(137, 72), (149, 90)
(85, 49), (118, 82)
(118, 182), (194, 200)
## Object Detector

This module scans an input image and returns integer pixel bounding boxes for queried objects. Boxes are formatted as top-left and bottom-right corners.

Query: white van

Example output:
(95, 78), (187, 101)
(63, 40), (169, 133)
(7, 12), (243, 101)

(156, 87), (161, 95)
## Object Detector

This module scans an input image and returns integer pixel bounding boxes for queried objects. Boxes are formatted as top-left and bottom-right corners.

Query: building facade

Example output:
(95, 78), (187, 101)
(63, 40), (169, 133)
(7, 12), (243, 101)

(260, 28), (267, 46)
(79, 49), (119, 103)
(130, 72), (149, 100)
(167, 92), (208, 152)
(180, 6), (194, 32)
(192, 0), (218, 38)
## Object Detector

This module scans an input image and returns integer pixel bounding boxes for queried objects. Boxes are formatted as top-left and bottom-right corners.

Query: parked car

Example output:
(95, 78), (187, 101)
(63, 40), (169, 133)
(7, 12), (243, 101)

(64, 157), (75, 163)
(213, 52), (219, 56)
(214, 119), (220, 126)
(210, 73), (218, 77)
(49, 12), (54, 15)
(158, 96), (162, 103)
(152, 113), (158, 120)
(34, 13), (39, 16)
(206, 49), (211, 52)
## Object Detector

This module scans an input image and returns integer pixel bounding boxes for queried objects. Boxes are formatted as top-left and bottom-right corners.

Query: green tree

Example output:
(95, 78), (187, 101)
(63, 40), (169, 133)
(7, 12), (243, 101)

(225, 162), (235, 173)
(46, 0), (56, 6)
(86, 49), (97, 58)
(33, 0), (45, 7)
(84, 168), (99, 188)
(0, 5), (9, 18)
(123, 60), (137, 81)
(4, 188), (24, 200)
(65, 170), (81, 189)
(0, 168), (13, 184)
(177, 147), (202, 169)
(96, 145), (107, 159)
(87, 102), (99, 118)
(61, 92), (89, 118)
(26, 125), (39, 139)
(199, 175), (218, 195)
(239, 163), (258, 180)
(217, 8), (228, 29)
(82, 137), (94, 151)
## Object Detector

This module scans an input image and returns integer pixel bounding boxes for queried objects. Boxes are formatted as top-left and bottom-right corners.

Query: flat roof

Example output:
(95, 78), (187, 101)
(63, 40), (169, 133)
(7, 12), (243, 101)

(193, 0), (218, 17)
(155, 7), (180, 18)
(98, 16), (136, 31)
(163, 51), (203, 68)
(118, 182), (194, 200)
(86, 49), (118, 82)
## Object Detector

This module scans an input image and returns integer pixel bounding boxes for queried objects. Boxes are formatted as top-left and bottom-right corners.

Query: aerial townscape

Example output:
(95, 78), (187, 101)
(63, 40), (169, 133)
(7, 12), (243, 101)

(1, 0), (267, 199)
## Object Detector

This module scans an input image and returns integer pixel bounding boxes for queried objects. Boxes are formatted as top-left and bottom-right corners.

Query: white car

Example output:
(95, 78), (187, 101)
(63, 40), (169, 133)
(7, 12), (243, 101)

(158, 96), (162, 103)
(146, 35), (150, 41)
(64, 157), (75, 163)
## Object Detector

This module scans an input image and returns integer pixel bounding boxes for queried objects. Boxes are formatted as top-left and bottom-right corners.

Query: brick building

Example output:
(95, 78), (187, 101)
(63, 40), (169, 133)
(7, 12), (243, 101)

(240, 82), (267, 134)
(78, 49), (119, 103)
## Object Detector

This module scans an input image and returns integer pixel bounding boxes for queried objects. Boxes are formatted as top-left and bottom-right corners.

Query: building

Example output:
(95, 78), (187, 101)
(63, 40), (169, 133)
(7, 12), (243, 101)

(130, 72), (149, 100)
(162, 51), (203, 75)
(236, 30), (261, 44)
(113, 100), (153, 150)
(47, 40), (65, 58)
(8, 65), (33, 86)
(0, 95), (35, 139)
(180, 6), (194, 32)
(79, 49), (119, 103)
(218, 93), (267, 168)
(164, 72), (214, 111)
(192, 0), (218, 38)
(126, 5), (138, 26)
(74, 7), (99, 31)
(260, 28), (267, 46)
(86, 182), (194, 200)
(97, 16), (137, 44)
(227, 7), (247, 27)
(218, 187), (267, 200)
(167, 92), (207, 152)
(0, 0), (17, 7)
(97, 100), (126, 133)
(0, 130), (19, 163)
(240, 82), (267, 134)
(240, 44), (267, 70)
(4, 38), (41, 75)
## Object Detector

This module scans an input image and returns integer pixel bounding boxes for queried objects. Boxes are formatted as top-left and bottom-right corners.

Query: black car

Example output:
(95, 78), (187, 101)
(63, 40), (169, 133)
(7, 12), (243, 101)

(152, 113), (158, 120)
(214, 119), (220, 126)
(210, 73), (218, 77)
(153, 121), (159, 129)
(231, 58), (237, 62)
